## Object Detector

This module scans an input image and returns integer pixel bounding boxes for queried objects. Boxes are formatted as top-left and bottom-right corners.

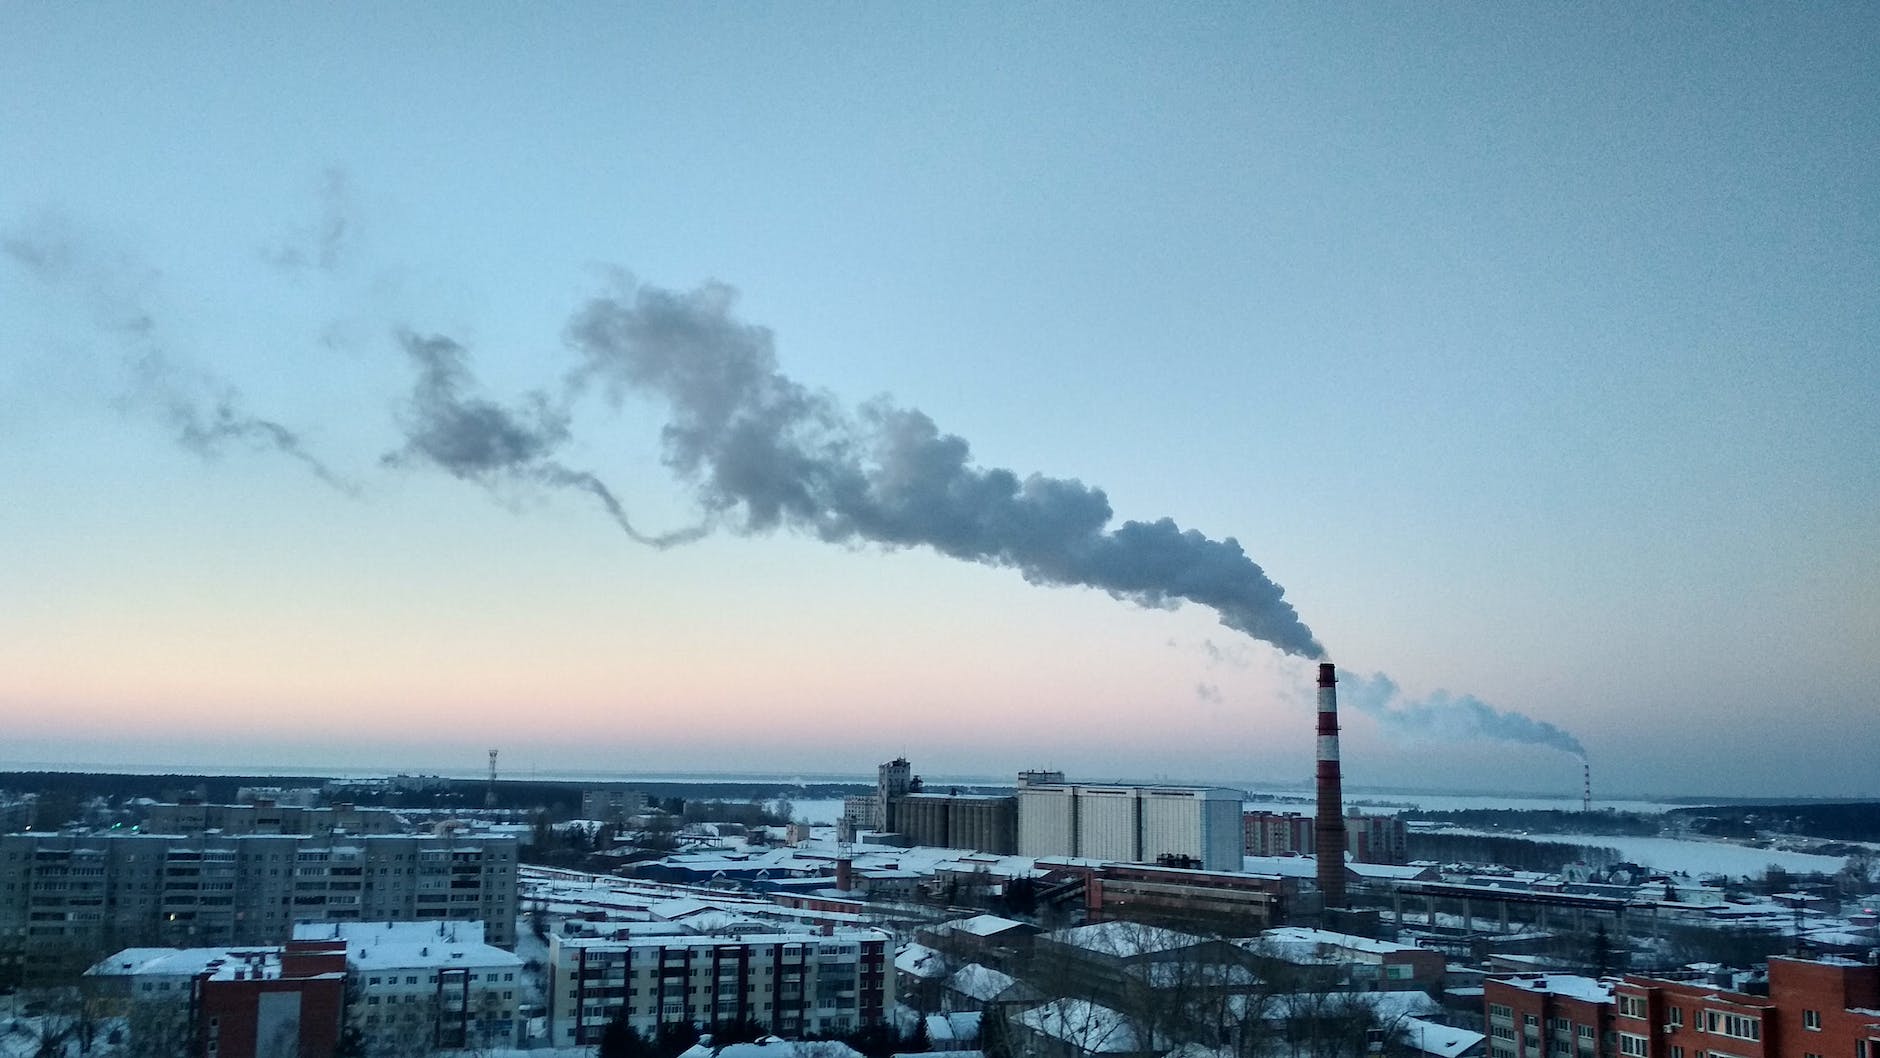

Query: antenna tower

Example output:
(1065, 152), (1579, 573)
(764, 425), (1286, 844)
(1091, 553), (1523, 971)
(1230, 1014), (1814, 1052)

(486, 748), (499, 808)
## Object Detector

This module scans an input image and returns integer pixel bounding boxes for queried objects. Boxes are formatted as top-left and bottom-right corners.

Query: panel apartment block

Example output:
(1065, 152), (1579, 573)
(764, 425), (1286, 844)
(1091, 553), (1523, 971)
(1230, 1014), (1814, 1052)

(548, 929), (893, 1047)
(0, 832), (518, 961)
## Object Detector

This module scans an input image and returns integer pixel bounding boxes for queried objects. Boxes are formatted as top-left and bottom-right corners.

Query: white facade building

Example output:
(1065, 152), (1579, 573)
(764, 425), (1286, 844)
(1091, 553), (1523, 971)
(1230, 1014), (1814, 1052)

(294, 920), (523, 1052)
(1016, 781), (1243, 871)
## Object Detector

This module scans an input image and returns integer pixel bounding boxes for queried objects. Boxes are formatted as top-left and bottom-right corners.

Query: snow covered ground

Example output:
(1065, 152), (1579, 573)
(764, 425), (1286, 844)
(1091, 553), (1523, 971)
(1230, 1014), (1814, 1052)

(1428, 827), (1847, 878)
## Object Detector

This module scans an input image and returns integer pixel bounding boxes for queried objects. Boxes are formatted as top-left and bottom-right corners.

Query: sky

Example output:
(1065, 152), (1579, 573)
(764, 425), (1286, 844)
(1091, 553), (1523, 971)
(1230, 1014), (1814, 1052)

(1, 5), (1875, 798)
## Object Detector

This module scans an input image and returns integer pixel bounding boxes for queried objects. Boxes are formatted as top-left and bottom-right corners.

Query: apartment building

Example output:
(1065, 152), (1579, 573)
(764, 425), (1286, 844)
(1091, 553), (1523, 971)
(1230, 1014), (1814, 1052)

(142, 800), (407, 838)
(547, 928), (893, 1046)
(295, 920), (524, 1052)
(0, 832), (518, 966)
(1243, 809), (1410, 865)
(86, 940), (349, 1058)
(1484, 973), (1617, 1058)
(1611, 957), (1880, 1058)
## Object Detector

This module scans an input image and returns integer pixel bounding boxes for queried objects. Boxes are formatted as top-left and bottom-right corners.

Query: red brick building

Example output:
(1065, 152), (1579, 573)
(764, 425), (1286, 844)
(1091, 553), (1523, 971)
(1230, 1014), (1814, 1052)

(193, 940), (346, 1058)
(1612, 958), (1880, 1058)
(1484, 973), (1617, 1058)
(1487, 957), (1880, 1058)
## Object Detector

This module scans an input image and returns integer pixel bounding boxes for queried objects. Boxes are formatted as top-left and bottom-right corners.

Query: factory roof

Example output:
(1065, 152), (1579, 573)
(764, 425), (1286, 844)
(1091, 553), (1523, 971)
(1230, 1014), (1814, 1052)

(1015, 998), (1141, 1053)
(1259, 926), (1431, 958)
(933, 913), (1034, 938)
(1044, 921), (1211, 958)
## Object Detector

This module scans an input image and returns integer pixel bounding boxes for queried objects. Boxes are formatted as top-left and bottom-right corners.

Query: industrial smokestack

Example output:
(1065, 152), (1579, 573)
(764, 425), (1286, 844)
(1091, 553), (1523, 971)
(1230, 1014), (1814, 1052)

(1315, 662), (1347, 910)
(1582, 760), (1592, 813)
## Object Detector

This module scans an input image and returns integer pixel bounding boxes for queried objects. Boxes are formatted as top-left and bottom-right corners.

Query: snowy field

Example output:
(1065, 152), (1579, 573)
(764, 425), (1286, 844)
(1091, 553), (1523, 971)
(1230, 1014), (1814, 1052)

(1428, 827), (1847, 878)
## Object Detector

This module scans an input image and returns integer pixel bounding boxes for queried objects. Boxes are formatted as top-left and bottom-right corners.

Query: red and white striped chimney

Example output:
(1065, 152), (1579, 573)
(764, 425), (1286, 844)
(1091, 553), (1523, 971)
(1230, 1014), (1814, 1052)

(1315, 662), (1347, 909)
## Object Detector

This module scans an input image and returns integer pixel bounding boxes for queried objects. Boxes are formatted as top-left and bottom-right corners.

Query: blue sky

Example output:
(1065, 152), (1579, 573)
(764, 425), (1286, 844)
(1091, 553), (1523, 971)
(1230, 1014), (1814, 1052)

(1, 5), (1874, 797)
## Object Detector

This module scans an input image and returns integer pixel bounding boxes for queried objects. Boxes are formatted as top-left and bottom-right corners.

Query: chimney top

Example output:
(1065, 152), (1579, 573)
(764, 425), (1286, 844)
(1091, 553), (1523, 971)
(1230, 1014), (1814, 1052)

(1318, 663), (1336, 687)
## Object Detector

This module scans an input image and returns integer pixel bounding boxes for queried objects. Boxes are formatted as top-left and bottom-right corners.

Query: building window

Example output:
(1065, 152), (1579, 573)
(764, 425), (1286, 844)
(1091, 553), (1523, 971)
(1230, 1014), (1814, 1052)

(1703, 1013), (1760, 1042)
(1620, 996), (1648, 1019)
(1668, 1008), (1683, 1028)
(1621, 1034), (1650, 1057)
(1805, 1011), (1821, 1032)
(1670, 1048), (1683, 1058)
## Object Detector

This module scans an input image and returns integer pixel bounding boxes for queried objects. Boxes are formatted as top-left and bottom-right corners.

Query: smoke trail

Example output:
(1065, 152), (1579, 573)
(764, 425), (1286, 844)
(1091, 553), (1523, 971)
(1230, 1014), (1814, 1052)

(3, 219), (356, 493)
(384, 330), (705, 548)
(1338, 670), (1585, 757)
(562, 277), (1324, 658)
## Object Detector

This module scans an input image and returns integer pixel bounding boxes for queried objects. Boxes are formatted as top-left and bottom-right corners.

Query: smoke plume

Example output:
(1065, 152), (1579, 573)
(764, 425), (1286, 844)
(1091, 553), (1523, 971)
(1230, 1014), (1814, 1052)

(3, 218), (355, 493)
(384, 330), (704, 548)
(560, 277), (1324, 658)
(1338, 670), (1585, 757)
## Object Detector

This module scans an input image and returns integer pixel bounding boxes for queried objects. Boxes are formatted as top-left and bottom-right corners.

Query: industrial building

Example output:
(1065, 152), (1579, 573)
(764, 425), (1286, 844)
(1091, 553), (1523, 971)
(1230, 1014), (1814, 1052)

(0, 831), (519, 971)
(546, 927), (893, 1046)
(1017, 780), (1244, 871)
(894, 793), (1018, 854)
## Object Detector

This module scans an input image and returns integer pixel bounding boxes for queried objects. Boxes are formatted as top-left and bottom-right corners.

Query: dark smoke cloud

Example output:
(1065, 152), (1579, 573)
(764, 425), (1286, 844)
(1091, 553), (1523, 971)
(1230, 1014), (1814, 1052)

(384, 330), (704, 549)
(3, 218), (355, 493)
(561, 277), (1324, 658)
(1338, 670), (1585, 757)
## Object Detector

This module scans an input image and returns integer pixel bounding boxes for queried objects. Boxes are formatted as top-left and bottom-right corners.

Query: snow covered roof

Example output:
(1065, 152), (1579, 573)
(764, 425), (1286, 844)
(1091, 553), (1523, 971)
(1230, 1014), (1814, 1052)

(940, 913), (1032, 937)
(895, 942), (949, 980)
(1046, 921), (1209, 958)
(1404, 1017), (1487, 1058)
(1242, 855), (1322, 879)
(1243, 991), (1443, 1021)
(947, 963), (1017, 1001)
(88, 947), (284, 980)
(676, 1037), (865, 1058)
(1495, 974), (1615, 1004)
(1016, 998), (1142, 1053)
(1259, 926), (1427, 957)
(294, 920), (520, 972)
(925, 1010), (981, 1044)
(1413, 1014), (1481, 1058)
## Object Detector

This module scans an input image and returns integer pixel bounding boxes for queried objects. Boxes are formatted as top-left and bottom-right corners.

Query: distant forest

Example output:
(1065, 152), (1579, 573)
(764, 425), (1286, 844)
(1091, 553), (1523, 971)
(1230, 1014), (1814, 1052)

(1408, 831), (1623, 873)
(0, 770), (875, 823)
(1668, 802), (1880, 842)
(1401, 808), (1661, 836)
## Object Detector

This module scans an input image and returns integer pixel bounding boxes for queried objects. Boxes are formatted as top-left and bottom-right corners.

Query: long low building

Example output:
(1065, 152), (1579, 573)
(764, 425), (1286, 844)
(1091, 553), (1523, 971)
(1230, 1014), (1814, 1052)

(547, 928), (893, 1047)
